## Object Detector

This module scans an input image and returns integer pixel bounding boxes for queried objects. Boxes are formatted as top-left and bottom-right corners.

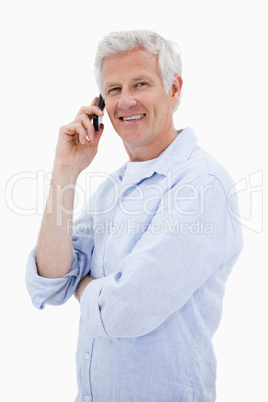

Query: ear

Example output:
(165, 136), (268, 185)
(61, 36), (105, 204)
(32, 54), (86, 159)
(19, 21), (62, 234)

(170, 75), (183, 106)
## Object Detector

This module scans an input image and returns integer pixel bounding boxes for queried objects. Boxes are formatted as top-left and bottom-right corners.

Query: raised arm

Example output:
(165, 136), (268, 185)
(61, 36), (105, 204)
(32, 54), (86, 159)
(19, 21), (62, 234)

(36, 99), (104, 279)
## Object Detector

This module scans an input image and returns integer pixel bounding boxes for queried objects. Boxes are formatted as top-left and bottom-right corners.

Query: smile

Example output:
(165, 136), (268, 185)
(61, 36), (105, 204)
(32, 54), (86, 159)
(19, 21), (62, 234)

(119, 114), (146, 122)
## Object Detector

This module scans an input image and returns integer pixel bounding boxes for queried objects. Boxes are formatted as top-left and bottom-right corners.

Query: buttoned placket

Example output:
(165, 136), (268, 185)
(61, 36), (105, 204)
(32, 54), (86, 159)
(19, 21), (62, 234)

(80, 180), (131, 401)
(82, 338), (95, 402)
(82, 171), (168, 401)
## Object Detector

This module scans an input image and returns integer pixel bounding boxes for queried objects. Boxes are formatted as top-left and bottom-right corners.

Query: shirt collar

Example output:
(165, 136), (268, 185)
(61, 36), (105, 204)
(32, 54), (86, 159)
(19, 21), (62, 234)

(154, 127), (197, 176)
(113, 127), (198, 181)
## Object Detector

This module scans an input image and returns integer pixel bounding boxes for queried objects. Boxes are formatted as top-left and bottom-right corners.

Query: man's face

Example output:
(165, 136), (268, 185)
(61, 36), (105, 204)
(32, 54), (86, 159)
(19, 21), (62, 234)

(102, 48), (179, 157)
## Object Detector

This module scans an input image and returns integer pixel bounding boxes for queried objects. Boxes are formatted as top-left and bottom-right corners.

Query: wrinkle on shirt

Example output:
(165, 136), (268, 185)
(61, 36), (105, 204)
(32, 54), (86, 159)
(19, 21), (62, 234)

(26, 127), (243, 402)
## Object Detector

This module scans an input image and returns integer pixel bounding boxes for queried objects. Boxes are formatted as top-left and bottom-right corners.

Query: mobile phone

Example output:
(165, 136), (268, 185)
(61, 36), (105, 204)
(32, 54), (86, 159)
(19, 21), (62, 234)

(93, 94), (105, 132)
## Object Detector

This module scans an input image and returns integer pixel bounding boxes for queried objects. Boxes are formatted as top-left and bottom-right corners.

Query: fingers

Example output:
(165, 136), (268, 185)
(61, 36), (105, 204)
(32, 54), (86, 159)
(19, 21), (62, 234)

(80, 115), (95, 141)
(60, 122), (88, 145)
(76, 102), (104, 120)
(91, 97), (99, 106)
(60, 120), (104, 146)
(62, 100), (105, 145)
(80, 111), (104, 141)
(78, 100), (104, 137)
(92, 123), (104, 144)
(76, 123), (88, 145)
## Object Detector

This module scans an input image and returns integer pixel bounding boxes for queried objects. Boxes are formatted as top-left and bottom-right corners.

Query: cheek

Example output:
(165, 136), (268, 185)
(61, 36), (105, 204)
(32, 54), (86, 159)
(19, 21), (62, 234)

(146, 90), (169, 112)
(105, 100), (116, 121)
(151, 97), (170, 121)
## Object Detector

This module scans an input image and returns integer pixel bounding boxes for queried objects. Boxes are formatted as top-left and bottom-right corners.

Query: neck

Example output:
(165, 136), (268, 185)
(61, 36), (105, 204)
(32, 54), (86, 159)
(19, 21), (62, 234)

(123, 126), (178, 162)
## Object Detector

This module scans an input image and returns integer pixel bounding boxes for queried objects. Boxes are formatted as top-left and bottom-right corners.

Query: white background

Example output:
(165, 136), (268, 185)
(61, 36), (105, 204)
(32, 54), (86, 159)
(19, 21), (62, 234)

(1, 1), (267, 401)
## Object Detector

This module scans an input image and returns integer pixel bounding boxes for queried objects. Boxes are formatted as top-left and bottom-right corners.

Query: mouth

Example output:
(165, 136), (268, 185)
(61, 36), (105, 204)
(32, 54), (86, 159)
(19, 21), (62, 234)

(119, 114), (146, 122)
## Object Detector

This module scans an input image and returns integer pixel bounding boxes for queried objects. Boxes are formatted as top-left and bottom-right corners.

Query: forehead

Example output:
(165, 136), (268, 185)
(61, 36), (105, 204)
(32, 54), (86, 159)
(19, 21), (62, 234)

(102, 48), (161, 85)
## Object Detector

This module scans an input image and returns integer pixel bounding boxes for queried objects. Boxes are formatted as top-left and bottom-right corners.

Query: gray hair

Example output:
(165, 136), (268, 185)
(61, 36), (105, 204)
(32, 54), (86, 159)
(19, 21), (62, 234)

(94, 30), (182, 110)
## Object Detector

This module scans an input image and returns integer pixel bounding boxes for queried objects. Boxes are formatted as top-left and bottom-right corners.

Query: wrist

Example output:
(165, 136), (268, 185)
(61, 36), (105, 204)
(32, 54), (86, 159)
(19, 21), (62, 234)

(52, 162), (80, 185)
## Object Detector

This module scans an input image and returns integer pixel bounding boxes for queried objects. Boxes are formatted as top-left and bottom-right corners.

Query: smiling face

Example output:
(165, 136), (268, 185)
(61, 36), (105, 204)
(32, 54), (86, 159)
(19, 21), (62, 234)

(102, 47), (182, 161)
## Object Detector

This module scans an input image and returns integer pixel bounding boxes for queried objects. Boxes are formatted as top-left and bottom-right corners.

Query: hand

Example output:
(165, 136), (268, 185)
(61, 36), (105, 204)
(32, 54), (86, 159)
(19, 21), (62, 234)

(74, 275), (95, 302)
(54, 97), (104, 176)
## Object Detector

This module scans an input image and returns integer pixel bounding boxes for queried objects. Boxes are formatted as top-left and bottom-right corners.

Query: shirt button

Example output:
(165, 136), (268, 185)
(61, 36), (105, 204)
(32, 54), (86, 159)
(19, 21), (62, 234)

(85, 396), (90, 401)
(85, 353), (90, 360)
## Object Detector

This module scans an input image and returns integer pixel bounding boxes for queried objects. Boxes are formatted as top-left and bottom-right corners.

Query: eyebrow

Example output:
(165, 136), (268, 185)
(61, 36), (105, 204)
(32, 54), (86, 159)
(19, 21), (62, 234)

(132, 75), (154, 82)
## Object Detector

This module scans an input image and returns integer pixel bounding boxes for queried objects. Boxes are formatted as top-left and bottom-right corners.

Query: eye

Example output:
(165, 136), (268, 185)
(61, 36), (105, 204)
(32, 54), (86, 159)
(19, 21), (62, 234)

(109, 87), (121, 94)
(136, 82), (147, 88)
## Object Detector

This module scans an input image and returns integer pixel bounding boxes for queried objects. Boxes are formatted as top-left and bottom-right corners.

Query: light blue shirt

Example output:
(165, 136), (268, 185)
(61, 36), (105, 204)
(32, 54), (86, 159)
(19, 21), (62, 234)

(26, 127), (243, 402)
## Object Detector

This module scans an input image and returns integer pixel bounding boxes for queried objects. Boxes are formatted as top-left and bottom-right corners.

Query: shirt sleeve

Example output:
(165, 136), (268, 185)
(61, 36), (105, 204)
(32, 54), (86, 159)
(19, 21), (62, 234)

(80, 174), (242, 339)
(25, 205), (95, 310)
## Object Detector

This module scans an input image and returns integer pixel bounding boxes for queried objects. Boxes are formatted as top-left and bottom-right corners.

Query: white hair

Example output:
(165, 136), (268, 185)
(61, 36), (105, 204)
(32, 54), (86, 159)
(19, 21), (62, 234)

(94, 30), (183, 111)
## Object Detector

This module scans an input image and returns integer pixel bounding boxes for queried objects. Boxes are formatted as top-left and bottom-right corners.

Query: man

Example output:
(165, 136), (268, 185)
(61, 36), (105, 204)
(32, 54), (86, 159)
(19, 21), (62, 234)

(26, 30), (243, 401)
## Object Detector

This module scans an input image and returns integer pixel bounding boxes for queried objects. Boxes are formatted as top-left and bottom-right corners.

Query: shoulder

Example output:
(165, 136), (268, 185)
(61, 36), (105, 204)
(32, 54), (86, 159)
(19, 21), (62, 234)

(170, 145), (243, 254)
(171, 142), (236, 197)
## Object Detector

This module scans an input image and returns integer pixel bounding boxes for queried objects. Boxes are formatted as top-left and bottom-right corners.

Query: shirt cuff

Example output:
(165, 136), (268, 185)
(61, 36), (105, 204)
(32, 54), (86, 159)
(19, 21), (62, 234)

(26, 247), (80, 309)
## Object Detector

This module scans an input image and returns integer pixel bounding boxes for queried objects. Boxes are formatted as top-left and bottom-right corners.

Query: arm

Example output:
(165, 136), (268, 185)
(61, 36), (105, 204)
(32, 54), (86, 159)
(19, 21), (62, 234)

(36, 167), (78, 278)
(77, 175), (243, 339)
(26, 200), (96, 309)
(36, 99), (104, 279)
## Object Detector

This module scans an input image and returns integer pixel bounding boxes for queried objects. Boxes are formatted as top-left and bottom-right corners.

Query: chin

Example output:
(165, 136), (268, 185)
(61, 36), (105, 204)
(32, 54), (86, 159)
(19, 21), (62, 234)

(119, 129), (147, 144)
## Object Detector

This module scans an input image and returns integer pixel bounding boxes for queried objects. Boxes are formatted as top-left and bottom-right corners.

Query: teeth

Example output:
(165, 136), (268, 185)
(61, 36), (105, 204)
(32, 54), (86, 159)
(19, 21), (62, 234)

(122, 114), (145, 121)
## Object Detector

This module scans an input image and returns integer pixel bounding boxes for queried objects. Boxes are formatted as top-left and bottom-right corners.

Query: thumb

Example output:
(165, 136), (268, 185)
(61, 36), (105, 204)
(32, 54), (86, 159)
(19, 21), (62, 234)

(92, 123), (104, 146)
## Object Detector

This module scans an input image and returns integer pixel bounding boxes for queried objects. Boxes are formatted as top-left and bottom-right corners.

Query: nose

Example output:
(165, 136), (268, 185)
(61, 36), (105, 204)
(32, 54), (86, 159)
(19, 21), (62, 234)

(117, 89), (137, 110)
